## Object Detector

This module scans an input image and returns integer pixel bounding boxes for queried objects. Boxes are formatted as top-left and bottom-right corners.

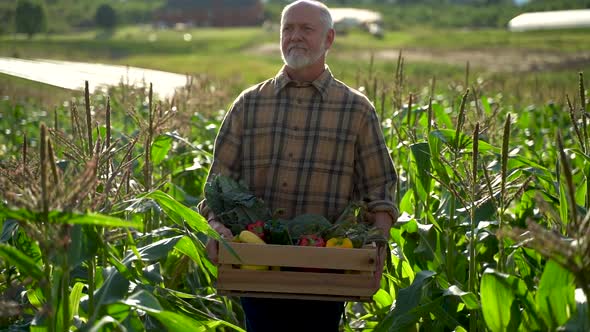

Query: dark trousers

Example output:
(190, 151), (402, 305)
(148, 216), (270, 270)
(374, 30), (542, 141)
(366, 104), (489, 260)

(240, 297), (345, 332)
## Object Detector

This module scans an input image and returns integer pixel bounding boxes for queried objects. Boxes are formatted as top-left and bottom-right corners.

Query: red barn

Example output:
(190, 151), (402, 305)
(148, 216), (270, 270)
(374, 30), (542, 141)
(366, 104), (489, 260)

(155, 0), (264, 27)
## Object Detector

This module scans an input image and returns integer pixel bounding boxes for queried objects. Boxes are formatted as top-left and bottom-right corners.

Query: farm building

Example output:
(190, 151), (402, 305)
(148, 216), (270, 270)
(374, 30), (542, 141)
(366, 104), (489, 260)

(508, 9), (590, 32)
(155, 0), (264, 27)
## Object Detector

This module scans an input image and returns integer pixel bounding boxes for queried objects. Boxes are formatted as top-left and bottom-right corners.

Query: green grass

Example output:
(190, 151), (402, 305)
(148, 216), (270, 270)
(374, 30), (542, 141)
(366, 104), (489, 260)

(124, 53), (281, 84)
(4, 25), (590, 57)
(0, 72), (75, 105)
(1, 25), (589, 107)
(334, 27), (590, 53)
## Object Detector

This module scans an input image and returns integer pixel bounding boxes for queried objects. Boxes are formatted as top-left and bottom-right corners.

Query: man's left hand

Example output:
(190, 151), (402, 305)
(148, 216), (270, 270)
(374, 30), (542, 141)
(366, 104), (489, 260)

(373, 211), (393, 241)
(372, 211), (393, 288)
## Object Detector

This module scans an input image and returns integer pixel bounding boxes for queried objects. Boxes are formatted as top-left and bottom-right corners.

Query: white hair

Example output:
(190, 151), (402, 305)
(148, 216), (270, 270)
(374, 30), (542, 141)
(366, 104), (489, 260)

(280, 0), (334, 33)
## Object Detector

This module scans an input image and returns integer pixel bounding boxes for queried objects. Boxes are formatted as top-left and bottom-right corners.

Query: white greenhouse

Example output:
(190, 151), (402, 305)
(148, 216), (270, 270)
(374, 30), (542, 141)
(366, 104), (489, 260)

(508, 9), (590, 32)
(330, 8), (383, 37)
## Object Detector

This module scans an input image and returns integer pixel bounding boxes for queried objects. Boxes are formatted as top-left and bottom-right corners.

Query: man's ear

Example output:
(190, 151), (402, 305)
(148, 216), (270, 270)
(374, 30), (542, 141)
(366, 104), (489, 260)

(325, 28), (335, 49)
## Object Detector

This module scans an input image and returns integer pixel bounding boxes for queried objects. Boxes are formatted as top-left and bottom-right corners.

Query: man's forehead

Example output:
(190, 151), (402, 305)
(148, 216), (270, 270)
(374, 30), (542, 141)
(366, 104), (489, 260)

(283, 4), (321, 24)
(282, 17), (319, 26)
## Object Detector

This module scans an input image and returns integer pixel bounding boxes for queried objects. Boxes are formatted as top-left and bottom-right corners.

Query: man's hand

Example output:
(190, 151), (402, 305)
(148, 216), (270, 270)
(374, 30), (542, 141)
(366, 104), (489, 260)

(372, 211), (394, 288)
(374, 244), (387, 289)
(206, 219), (233, 264)
(373, 211), (394, 240)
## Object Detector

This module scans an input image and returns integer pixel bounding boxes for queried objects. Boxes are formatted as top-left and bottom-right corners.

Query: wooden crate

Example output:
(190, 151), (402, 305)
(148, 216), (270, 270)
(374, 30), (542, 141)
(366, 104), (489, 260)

(216, 242), (382, 302)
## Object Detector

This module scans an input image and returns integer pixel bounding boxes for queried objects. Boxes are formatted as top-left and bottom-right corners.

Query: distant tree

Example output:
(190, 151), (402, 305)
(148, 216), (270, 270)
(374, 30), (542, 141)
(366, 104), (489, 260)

(95, 3), (117, 30)
(0, 10), (11, 35)
(15, 0), (46, 38)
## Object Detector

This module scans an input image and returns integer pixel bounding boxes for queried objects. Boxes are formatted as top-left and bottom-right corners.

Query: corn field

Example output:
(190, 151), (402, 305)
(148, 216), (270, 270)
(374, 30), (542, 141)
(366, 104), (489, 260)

(0, 58), (589, 331)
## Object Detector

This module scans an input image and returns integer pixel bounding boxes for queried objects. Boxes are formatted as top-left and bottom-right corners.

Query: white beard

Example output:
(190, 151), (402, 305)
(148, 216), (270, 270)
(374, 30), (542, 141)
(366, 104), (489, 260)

(281, 42), (326, 70)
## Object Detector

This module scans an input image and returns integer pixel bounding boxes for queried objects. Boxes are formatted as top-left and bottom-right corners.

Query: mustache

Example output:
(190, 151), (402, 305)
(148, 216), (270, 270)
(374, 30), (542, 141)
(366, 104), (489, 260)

(288, 44), (307, 51)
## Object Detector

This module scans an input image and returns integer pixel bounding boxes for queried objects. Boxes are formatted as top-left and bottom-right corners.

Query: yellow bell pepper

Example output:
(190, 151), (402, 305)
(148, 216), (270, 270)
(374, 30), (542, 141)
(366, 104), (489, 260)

(326, 237), (354, 248)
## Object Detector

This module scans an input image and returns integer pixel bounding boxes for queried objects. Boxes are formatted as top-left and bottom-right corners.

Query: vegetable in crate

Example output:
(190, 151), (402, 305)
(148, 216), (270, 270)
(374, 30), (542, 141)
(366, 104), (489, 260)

(283, 214), (332, 240)
(247, 220), (266, 241)
(264, 219), (292, 245)
(326, 237), (353, 248)
(239, 230), (266, 244)
(298, 234), (325, 247)
(322, 201), (388, 248)
(237, 230), (269, 270)
(325, 222), (368, 248)
(334, 201), (371, 225)
(204, 174), (272, 235)
(296, 234), (327, 273)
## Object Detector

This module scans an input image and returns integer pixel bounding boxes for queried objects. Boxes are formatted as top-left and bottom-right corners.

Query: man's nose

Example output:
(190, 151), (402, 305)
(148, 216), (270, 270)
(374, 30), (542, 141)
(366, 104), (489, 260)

(290, 28), (303, 41)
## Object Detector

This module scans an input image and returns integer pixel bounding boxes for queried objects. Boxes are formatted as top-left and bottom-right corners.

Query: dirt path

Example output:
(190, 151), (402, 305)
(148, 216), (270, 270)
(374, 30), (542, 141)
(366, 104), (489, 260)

(369, 48), (590, 72)
(249, 43), (590, 72)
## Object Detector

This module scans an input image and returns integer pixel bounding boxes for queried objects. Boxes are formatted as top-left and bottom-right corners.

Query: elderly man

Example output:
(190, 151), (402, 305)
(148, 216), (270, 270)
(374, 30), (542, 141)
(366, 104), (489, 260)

(200, 0), (398, 330)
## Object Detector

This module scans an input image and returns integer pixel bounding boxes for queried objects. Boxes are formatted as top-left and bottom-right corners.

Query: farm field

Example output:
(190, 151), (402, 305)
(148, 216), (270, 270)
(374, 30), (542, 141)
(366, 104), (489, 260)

(2, 25), (590, 104)
(1, 22), (590, 331)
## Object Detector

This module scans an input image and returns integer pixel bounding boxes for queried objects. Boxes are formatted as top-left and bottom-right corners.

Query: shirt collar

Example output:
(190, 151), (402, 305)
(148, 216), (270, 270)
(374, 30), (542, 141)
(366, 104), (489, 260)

(273, 65), (333, 100)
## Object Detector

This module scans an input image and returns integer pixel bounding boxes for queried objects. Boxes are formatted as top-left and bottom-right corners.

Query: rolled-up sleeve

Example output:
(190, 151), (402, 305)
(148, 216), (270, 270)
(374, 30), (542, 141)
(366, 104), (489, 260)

(355, 107), (398, 221)
(197, 96), (244, 217)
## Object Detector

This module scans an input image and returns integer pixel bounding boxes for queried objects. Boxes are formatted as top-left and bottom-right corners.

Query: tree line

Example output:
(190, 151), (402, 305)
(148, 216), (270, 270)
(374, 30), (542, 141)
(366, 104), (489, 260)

(1, 0), (589, 38)
(0, 0), (159, 37)
(4, 0), (118, 38)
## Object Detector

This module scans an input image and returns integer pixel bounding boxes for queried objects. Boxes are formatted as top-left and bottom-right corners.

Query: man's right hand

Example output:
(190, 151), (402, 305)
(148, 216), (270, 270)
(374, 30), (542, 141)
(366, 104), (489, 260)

(206, 219), (233, 264)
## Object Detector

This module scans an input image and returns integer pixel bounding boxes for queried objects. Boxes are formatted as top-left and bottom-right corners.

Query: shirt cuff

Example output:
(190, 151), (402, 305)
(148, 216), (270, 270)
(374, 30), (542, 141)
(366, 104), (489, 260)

(367, 200), (399, 223)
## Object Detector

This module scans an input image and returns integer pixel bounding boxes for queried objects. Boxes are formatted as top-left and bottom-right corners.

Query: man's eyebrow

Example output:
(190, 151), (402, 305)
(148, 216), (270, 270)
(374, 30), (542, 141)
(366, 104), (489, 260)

(283, 21), (315, 27)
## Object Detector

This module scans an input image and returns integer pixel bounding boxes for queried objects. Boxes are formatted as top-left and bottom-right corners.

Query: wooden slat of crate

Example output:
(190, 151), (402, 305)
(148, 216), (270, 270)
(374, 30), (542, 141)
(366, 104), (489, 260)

(217, 290), (372, 303)
(216, 242), (380, 302)
(216, 268), (377, 299)
(218, 242), (377, 271)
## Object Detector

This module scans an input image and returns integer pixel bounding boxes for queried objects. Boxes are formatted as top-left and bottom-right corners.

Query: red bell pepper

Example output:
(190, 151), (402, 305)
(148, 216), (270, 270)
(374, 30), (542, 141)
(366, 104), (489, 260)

(297, 234), (327, 272)
(246, 220), (266, 241)
(297, 234), (325, 247)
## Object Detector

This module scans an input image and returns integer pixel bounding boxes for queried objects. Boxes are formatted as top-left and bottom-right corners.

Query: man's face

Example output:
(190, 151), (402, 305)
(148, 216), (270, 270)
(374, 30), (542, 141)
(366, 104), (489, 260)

(280, 4), (332, 70)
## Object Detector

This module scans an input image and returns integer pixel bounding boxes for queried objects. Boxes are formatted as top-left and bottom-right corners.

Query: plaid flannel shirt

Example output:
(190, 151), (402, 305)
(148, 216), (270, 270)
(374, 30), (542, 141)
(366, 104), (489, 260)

(199, 66), (398, 222)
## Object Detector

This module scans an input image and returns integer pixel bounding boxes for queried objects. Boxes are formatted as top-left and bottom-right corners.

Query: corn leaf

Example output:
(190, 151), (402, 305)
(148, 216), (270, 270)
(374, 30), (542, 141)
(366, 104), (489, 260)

(410, 142), (432, 205)
(175, 235), (217, 280)
(443, 285), (479, 310)
(375, 270), (436, 331)
(480, 269), (522, 332)
(0, 207), (143, 229)
(145, 190), (219, 239)
(0, 243), (44, 280)
(151, 134), (173, 165)
(121, 290), (245, 332)
(70, 282), (85, 322)
(373, 289), (393, 308)
(87, 267), (130, 320)
(536, 260), (576, 328)
(122, 235), (183, 265)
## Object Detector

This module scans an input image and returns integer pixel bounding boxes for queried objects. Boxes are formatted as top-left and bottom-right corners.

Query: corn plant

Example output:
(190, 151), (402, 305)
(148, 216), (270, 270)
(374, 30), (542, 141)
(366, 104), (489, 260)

(356, 56), (589, 331)
(1, 59), (589, 331)
(0, 78), (244, 331)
